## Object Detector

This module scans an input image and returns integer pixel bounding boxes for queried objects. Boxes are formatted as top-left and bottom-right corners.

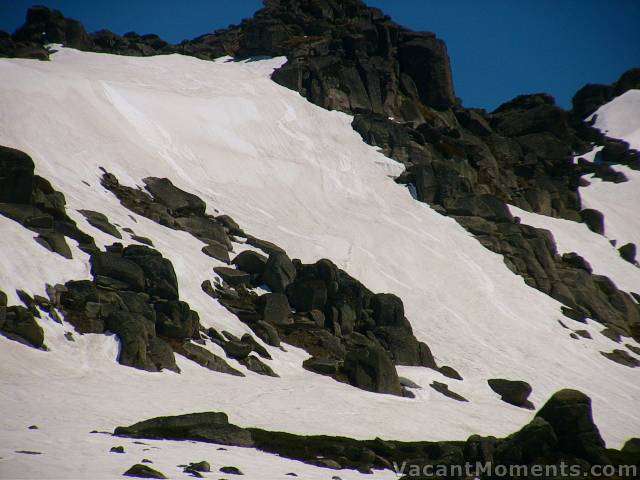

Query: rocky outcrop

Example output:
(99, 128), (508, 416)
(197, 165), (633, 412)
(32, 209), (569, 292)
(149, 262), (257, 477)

(114, 389), (640, 476)
(0, 145), (95, 258)
(115, 412), (254, 447)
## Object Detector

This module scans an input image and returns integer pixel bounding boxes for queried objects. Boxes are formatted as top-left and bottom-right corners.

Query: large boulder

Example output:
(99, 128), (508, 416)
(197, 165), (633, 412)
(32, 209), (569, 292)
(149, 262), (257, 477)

(104, 311), (158, 372)
(232, 250), (268, 274)
(262, 252), (296, 293)
(535, 389), (608, 464)
(343, 344), (402, 396)
(123, 245), (179, 300)
(154, 300), (200, 339)
(286, 279), (328, 311)
(90, 252), (145, 292)
(143, 177), (206, 216)
(114, 412), (254, 447)
(1, 306), (45, 348)
(260, 293), (291, 325)
(487, 378), (534, 409)
(370, 293), (405, 327)
(0, 145), (34, 204)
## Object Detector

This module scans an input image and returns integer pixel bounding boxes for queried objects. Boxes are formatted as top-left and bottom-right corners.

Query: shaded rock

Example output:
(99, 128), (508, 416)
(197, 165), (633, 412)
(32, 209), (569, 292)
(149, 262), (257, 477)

(91, 252), (145, 292)
(260, 293), (292, 325)
(580, 209), (604, 235)
(252, 320), (281, 347)
(246, 236), (285, 255)
(562, 252), (592, 273)
(303, 357), (342, 376)
(262, 252), (296, 293)
(344, 345), (402, 396)
(115, 412), (254, 447)
(487, 378), (534, 409)
(535, 389), (607, 464)
(0, 145), (34, 204)
(429, 381), (468, 402)
(154, 300), (199, 340)
(619, 243), (637, 264)
(239, 354), (278, 377)
(494, 417), (558, 465)
(78, 210), (121, 238)
(600, 349), (640, 368)
(219, 466), (243, 475)
(202, 241), (230, 263)
(286, 279), (327, 311)
(110, 446), (125, 453)
(214, 267), (250, 287)
(1, 306), (45, 348)
(438, 365), (462, 380)
(123, 464), (167, 479)
(370, 293), (405, 327)
(123, 245), (179, 300)
(223, 340), (253, 360)
(186, 461), (210, 473)
(175, 341), (244, 376)
(143, 177), (205, 216)
(232, 250), (268, 274)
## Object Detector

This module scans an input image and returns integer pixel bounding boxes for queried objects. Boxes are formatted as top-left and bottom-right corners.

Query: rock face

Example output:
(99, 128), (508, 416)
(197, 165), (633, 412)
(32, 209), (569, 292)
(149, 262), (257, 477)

(0, 145), (95, 258)
(115, 412), (254, 447)
(535, 389), (608, 464)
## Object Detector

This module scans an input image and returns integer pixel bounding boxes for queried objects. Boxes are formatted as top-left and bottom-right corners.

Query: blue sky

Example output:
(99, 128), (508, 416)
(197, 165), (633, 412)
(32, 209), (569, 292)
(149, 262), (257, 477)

(1, 0), (638, 111)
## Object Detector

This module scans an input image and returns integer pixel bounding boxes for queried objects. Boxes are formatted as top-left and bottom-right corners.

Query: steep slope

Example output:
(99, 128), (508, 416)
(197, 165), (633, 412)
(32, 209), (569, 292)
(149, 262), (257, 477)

(0, 46), (639, 480)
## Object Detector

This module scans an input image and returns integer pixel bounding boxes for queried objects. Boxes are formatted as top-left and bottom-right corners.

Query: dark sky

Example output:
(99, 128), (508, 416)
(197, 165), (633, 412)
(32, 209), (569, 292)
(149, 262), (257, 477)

(1, 0), (638, 111)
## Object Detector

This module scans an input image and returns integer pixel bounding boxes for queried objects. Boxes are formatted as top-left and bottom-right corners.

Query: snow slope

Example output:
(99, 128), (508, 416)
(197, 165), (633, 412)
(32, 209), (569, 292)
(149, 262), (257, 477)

(580, 90), (640, 250)
(0, 49), (639, 478)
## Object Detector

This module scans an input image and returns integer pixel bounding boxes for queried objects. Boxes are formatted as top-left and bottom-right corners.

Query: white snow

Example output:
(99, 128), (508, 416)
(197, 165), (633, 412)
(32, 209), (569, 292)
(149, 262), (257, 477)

(509, 205), (640, 295)
(0, 49), (639, 478)
(580, 89), (640, 250)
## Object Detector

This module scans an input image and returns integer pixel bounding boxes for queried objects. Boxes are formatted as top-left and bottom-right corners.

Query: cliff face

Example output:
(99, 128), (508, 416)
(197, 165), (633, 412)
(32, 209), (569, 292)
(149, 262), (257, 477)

(2, 1), (639, 340)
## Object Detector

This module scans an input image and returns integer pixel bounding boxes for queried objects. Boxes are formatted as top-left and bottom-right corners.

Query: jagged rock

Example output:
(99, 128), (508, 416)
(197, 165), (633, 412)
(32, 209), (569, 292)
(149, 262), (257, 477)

(494, 417), (558, 465)
(438, 365), (462, 380)
(115, 412), (254, 447)
(370, 293), (405, 327)
(154, 300), (199, 339)
(262, 252), (296, 292)
(286, 279), (327, 311)
(619, 243), (637, 264)
(223, 340), (253, 359)
(252, 320), (281, 347)
(0, 145), (35, 204)
(176, 341), (243, 376)
(562, 252), (593, 273)
(123, 464), (167, 479)
(105, 311), (158, 371)
(78, 210), (121, 238)
(535, 389), (608, 464)
(201, 241), (230, 263)
(143, 177), (205, 216)
(214, 267), (251, 287)
(487, 378), (534, 409)
(600, 349), (640, 368)
(239, 354), (278, 377)
(91, 252), (145, 292)
(429, 381), (468, 402)
(1, 306), (45, 348)
(240, 333), (271, 359)
(580, 208), (605, 235)
(260, 293), (292, 325)
(232, 250), (268, 274)
(344, 344), (402, 396)
(110, 446), (125, 453)
(303, 357), (342, 376)
(123, 245), (179, 300)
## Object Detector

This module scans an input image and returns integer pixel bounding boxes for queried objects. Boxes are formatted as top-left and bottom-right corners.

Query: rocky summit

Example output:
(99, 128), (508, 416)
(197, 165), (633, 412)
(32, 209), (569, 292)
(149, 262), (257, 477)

(0, 1), (639, 479)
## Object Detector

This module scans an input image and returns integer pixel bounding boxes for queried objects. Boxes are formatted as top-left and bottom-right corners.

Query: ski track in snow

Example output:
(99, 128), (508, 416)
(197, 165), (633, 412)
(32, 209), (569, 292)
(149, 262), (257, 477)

(0, 48), (639, 478)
